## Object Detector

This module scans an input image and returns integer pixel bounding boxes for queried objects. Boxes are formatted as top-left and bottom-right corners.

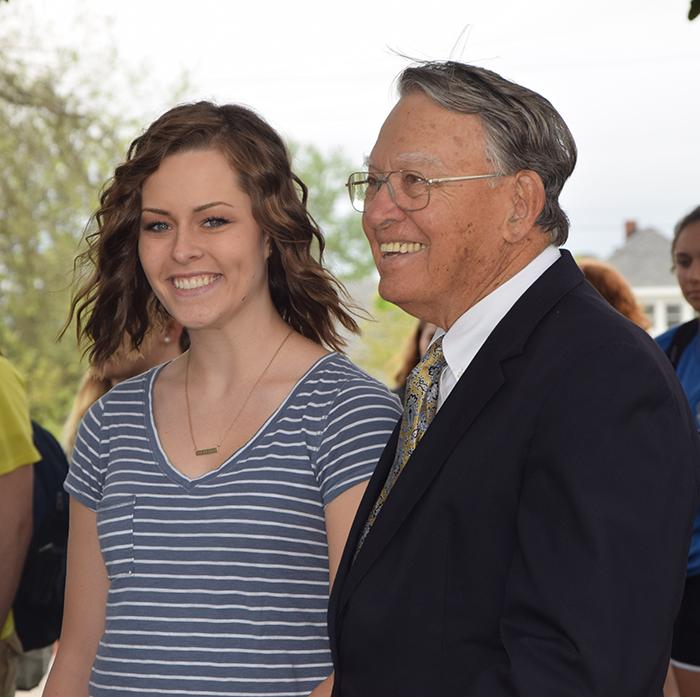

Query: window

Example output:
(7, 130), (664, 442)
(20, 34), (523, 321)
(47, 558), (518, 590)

(643, 304), (655, 326)
(665, 303), (682, 328)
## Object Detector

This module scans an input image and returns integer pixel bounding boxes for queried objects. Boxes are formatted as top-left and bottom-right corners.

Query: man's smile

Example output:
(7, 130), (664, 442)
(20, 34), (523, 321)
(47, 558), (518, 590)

(379, 242), (426, 255)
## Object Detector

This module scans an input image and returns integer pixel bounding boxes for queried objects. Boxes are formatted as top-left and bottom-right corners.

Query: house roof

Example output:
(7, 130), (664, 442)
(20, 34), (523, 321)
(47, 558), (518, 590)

(606, 227), (675, 287)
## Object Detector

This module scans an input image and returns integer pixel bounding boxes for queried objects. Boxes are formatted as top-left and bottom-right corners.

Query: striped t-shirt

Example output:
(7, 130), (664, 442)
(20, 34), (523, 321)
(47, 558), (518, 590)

(65, 353), (401, 697)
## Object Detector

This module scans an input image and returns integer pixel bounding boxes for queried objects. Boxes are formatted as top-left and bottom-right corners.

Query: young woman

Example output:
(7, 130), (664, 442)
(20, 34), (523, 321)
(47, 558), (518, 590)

(44, 102), (401, 697)
(656, 205), (700, 697)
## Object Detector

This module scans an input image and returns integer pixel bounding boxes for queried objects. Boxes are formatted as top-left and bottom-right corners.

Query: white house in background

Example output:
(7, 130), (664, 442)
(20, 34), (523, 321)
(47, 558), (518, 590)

(606, 220), (694, 336)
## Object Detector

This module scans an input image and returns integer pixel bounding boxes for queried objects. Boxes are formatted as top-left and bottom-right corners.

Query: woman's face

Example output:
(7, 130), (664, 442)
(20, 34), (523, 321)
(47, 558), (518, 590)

(673, 221), (700, 312)
(138, 148), (271, 332)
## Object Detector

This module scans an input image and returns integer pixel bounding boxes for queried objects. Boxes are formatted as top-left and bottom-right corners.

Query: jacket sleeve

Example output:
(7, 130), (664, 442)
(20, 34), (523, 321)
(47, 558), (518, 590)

(483, 342), (700, 696)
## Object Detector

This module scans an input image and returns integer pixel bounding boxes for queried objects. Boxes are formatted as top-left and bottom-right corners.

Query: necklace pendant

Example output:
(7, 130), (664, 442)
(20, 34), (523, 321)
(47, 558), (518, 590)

(195, 446), (218, 456)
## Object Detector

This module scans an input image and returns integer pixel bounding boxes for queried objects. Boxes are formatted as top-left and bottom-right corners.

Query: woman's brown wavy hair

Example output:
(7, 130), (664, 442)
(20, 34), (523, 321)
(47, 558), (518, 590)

(68, 101), (358, 366)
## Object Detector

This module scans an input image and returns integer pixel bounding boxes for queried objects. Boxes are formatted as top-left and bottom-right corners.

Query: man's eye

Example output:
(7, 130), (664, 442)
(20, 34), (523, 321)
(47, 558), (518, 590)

(365, 174), (380, 190)
(202, 216), (230, 228)
(402, 172), (426, 187)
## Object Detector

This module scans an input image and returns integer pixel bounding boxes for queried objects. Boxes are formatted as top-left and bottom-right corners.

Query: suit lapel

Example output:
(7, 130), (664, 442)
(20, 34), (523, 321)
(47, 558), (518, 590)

(331, 250), (585, 623)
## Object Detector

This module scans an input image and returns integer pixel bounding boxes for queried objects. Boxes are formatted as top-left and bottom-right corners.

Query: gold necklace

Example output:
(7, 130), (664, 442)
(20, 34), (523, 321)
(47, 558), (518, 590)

(184, 328), (293, 457)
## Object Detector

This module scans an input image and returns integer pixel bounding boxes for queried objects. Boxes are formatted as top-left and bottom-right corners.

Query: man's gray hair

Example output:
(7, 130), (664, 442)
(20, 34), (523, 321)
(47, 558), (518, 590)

(398, 61), (577, 246)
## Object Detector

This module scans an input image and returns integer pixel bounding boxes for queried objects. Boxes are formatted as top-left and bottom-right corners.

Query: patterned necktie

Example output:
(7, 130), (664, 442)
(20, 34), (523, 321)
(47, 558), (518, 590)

(355, 335), (446, 555)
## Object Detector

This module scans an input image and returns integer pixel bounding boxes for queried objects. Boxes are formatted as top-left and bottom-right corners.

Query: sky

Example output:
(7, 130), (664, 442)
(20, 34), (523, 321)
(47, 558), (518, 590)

(5, 0), (700, 259)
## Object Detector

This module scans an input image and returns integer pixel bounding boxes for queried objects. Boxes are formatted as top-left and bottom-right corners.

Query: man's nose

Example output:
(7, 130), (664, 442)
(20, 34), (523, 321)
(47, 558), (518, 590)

(362, 177), (405, 229)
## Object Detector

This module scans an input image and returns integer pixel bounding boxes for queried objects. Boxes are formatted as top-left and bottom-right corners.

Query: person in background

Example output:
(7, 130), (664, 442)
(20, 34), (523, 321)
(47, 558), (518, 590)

(656, 205), (700, 697)
(0, 354), (39, 697)
(578, 257), (651, 330)
(44, 101), (400, 697)
(392, 319), (437, 402)
(62, 318), (186, 454)
(327, 60), (700, 696)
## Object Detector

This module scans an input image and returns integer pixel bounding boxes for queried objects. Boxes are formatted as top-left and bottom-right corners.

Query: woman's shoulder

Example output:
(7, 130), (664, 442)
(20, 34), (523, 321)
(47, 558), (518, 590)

(308, 353), (387, 388)
(87, 366), (159, 420)
(303, 353), (401, 411)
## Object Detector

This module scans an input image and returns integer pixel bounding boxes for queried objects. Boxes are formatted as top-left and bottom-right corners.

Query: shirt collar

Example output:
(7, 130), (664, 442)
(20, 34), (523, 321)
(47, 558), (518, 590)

(432, 245), (561, 384)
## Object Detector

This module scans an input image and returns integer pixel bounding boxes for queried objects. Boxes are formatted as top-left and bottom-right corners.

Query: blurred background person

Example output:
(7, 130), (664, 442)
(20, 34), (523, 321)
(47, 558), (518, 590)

(578, 257), (651, 330)
(392, 319), (438, 402)
(656, 205), (700, 697)
(0, 354), (39, 697)
(62, 318), (185, 454)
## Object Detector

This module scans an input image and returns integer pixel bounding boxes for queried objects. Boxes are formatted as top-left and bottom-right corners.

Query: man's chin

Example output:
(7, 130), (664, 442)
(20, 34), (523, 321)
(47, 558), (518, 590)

(377, 281), (422, 317)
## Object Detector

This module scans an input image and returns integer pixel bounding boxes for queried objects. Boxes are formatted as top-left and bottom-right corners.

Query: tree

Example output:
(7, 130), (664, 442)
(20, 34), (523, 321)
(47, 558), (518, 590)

(349, 293), (418, 387)
(0, 15), (134, 434)
(290, 142), (375, 281)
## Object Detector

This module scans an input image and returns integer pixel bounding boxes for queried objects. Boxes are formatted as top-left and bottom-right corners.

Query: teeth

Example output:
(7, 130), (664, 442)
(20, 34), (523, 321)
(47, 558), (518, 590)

(172, 274), (218, 290)
(379, 242), (425, 254)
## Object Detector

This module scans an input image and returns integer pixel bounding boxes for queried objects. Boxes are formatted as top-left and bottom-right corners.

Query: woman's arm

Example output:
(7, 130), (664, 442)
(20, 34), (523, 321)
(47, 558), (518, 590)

(308, 481), (369, 697)
(43, 499), (109, 697)
(324, 481), (368, 591)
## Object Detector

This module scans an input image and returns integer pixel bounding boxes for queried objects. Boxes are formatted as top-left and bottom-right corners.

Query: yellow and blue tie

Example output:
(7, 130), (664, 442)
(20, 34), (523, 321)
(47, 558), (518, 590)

(355, 335), (446, 554)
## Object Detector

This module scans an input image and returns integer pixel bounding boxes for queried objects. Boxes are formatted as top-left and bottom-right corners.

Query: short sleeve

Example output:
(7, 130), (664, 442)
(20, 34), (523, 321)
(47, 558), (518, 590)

(64, 398), (107, 511)
(0, 357), (40, 474)
(314, 374), (401, 506)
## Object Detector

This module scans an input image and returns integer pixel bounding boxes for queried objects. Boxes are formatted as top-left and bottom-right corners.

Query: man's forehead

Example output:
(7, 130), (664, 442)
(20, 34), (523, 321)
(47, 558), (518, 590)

(364, 152), (446, 171)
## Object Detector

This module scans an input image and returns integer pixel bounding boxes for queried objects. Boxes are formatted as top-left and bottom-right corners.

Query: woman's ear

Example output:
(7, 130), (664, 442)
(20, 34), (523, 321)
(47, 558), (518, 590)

(504, 170), (546, 243)
(163, 320), (184, 346)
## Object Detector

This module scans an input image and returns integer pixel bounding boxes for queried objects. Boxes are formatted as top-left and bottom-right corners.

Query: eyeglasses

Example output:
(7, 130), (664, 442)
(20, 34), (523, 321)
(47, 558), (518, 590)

(346, 170), (503, 213)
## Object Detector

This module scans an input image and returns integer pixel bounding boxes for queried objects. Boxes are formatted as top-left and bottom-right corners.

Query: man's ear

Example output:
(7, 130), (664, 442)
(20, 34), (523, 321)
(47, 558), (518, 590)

(504, 170), (546, 243)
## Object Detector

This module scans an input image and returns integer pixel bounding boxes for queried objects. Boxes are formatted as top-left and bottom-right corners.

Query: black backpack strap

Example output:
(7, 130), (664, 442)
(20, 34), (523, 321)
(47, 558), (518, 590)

(665, 318), (699, 369)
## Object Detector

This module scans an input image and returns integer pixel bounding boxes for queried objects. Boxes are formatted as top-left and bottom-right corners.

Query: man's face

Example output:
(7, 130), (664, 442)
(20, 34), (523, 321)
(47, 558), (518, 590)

(363, 91), (515, 328)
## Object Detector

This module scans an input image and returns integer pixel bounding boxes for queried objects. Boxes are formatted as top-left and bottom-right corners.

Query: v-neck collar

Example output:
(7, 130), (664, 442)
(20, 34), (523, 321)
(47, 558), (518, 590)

(142, 352), (338, 490)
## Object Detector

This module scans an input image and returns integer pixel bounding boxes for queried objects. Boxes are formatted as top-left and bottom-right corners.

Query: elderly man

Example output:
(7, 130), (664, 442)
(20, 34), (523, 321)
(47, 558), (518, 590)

(327, 61), (700, 696)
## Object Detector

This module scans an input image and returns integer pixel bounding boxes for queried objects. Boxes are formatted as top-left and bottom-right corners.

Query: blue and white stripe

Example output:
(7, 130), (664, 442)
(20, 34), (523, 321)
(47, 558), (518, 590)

(66, 353), (401, 697)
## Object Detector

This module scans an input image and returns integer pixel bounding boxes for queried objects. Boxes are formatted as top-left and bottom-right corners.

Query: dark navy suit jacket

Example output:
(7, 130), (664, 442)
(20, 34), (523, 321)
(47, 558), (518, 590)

(329, 250), (700, 697)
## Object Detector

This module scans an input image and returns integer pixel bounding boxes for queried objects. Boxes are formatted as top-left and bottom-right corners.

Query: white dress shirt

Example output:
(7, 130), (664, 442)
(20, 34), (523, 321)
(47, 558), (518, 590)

(433, 245), (561, 410)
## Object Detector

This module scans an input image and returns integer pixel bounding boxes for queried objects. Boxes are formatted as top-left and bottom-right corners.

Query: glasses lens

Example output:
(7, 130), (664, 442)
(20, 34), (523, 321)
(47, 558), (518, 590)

(347, 172), (369, 212)
(396, 171), (429, 211)
(346, 171), (430, 213)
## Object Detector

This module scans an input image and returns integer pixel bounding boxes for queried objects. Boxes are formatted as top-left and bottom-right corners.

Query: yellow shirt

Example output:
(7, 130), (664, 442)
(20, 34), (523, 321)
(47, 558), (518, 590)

(0, 356), (40, 641)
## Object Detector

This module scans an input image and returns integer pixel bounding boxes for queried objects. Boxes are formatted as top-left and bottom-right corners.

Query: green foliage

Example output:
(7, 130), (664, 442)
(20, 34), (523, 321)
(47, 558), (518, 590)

(290, 143), (375, 281)
(348, 293), (418, 388)
(0, 22), (133, 434)
(0, 12), (377, 437)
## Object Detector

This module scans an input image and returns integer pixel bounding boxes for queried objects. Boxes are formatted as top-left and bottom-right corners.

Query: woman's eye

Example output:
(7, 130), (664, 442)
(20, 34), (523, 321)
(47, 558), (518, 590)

(143, 220), (169, 232)
(202, 216), (230, 228)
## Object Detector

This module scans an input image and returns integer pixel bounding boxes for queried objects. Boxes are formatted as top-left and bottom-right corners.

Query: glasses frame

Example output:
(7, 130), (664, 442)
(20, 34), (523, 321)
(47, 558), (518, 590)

(346, 170), (503, 213)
